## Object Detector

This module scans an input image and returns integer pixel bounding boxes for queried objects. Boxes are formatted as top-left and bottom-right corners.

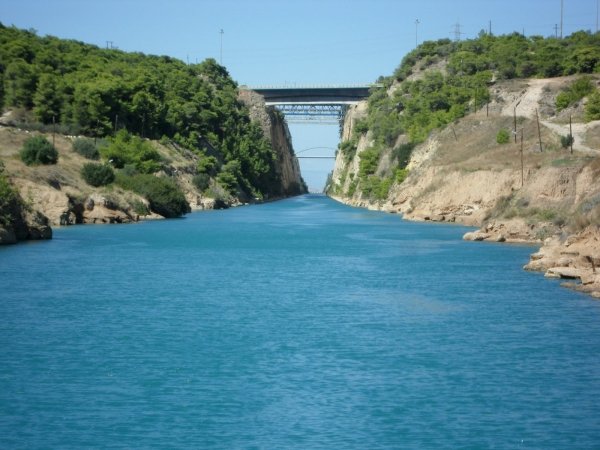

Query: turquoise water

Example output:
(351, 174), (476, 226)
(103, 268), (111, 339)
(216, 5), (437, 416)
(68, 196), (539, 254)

(1, 195), (600, 449)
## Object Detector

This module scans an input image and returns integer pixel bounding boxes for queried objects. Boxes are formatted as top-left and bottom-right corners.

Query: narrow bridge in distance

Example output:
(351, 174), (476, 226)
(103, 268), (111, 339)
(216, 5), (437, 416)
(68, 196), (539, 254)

(240, 84), (379, 124)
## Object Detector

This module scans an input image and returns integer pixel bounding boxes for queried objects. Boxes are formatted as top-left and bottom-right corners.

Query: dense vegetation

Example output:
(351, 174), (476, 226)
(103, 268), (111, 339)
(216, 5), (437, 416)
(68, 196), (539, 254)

(0, 23), (285, 212)
(331, 30), (600, 201)
(0, 162), (23, 228)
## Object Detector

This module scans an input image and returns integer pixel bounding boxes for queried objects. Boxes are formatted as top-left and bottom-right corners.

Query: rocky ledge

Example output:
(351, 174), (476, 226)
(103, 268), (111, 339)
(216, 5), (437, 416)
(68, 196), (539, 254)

(0, 206), (52, 245)
(523, 225), (600, 298)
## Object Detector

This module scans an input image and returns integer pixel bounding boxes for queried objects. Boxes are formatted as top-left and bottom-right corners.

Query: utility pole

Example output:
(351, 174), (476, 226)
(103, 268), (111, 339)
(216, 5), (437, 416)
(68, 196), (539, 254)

(554, 24), (559, 38)
(106, 41), (113, 49)
(415, 19), (420, 48)
(220, 29), (224, 65)
(520, 129), (524, 188)
(489, 20), (492, 35)
(569, 114), (573, 154)
(560, 0), (564, 39)
(535, 109), (543, 152)
(597, 0), (599, 33)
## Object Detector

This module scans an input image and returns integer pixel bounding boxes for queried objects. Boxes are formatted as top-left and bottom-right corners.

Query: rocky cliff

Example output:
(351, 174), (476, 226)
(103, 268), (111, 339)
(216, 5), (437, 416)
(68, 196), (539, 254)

(239, 90), (306, 196)
(329, 76), (600, 297)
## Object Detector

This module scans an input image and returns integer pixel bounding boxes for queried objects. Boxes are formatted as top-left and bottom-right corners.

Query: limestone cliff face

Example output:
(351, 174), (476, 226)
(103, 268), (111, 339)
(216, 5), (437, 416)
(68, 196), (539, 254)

(328, 76), (600, 297)
(239, 90), (306, 196)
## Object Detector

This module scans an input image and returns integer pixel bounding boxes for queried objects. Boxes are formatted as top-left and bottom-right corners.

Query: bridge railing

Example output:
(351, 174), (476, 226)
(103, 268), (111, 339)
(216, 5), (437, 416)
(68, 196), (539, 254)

(240, 83), (383, 90)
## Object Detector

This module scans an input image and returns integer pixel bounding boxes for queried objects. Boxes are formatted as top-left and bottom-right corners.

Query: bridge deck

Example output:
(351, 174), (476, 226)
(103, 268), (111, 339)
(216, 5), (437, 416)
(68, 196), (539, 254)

(242, 85), (376, 104)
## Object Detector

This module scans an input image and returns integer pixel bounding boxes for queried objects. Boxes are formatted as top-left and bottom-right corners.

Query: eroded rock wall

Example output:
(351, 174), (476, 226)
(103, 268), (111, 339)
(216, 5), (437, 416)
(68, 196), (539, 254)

(239, 90), (306, 196)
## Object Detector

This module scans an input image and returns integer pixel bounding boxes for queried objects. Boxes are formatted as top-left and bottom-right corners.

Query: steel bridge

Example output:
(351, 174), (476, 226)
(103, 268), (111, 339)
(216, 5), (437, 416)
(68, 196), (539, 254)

(241, 84), (378, 124)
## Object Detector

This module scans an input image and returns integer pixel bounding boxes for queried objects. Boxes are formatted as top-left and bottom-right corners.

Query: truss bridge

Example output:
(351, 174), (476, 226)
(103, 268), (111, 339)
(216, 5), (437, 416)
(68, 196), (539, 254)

(241, 84), (379, 124)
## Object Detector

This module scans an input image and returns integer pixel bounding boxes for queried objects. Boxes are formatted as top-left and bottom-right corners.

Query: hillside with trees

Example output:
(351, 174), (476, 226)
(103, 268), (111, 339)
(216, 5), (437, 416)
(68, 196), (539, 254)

(328, 30), (600, 208)
(0, 24), (306, 242)
(327, 31), (600, 297)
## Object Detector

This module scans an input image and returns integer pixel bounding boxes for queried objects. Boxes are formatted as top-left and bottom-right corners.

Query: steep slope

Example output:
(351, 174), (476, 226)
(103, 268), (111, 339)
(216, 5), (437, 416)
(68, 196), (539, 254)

(327, 32), (600, 297)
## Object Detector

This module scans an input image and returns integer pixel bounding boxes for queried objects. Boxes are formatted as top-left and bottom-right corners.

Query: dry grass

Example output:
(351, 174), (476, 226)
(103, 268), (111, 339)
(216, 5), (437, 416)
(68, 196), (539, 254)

(425, 114), (585, 174)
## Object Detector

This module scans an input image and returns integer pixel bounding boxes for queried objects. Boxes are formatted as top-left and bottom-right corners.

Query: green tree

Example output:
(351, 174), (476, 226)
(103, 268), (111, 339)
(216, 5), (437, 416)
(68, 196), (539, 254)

(100, 130), (162, 173)
(33, 74), (63, 123)
(4, 59), (37, 107)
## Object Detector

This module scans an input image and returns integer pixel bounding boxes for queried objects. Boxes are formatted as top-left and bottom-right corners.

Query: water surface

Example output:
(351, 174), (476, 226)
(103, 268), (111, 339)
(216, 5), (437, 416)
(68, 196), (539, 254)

(1, 195), (600, 449)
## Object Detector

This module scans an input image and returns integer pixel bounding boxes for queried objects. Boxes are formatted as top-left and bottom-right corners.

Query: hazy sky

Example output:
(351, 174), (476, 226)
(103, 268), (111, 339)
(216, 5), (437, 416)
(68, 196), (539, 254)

(1, 0), (598, 190)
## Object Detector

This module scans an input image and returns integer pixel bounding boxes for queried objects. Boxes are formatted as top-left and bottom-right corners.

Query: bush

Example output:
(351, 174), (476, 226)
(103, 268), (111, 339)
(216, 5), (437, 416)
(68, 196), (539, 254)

(358, 147), (381, 177)
(391, 143), (415, 168)
(395, 168), (409, 183)
(556, 76), (595, 111)
(130, 199), (150, 216)
(496, 129), (510, 144)
(115, 173), (190, 218)
(192, 173), (210, 191)
(100, 130), (162, 173)
(20, 136), (58, 165)
(354, 119), (369, 134)
(560, 134), (574, 148)
(72, 138), (99, 160)
(196, 155), (218, 175)
(585, 90), (600, 122)
(81, 163), (115, 187)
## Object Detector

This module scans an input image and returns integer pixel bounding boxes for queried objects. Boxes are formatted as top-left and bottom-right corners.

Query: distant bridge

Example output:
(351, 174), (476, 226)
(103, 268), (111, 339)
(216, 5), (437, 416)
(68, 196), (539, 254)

(241, 84), (380, 124)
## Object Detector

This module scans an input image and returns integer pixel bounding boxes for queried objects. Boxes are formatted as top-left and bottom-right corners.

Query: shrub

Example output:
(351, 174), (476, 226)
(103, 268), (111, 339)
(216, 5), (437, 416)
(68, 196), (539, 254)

(358, 147), (381, 177)
(339, 139), (358, 162)
(115, 173), (190, 218)
(395, 168), (409, 183)
(556, 76), (595, 111)
(196, 155), (218, 175)
(560, 134), (574, 148)
(392, 143), (415, 168)
(20, 136), (58, 165)
(585, 90), (600, 122)
(81, 163), (115, 187)
(72, 138), (99, 160)
(192, 173), (210, 191)
(496, 129), (510, 144)
(100, 130), (162, 173)
(354, 119), (369, 134)
(130, 199), (150, 216)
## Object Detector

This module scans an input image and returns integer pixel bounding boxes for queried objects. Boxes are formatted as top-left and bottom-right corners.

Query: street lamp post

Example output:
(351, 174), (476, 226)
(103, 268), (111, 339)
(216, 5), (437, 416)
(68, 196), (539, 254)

(415, 19), (420, 48)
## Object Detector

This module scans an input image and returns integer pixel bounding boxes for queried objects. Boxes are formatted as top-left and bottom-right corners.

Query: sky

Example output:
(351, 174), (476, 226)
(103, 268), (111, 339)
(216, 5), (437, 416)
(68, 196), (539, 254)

(1, 0), (599, 191)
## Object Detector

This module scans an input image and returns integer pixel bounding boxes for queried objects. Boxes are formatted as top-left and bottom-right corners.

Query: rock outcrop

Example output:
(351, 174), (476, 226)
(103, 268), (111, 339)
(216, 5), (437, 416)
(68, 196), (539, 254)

(239, 90), (306, 196)
(524, 226), (600, 298)
(0, 193), (52, 245)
